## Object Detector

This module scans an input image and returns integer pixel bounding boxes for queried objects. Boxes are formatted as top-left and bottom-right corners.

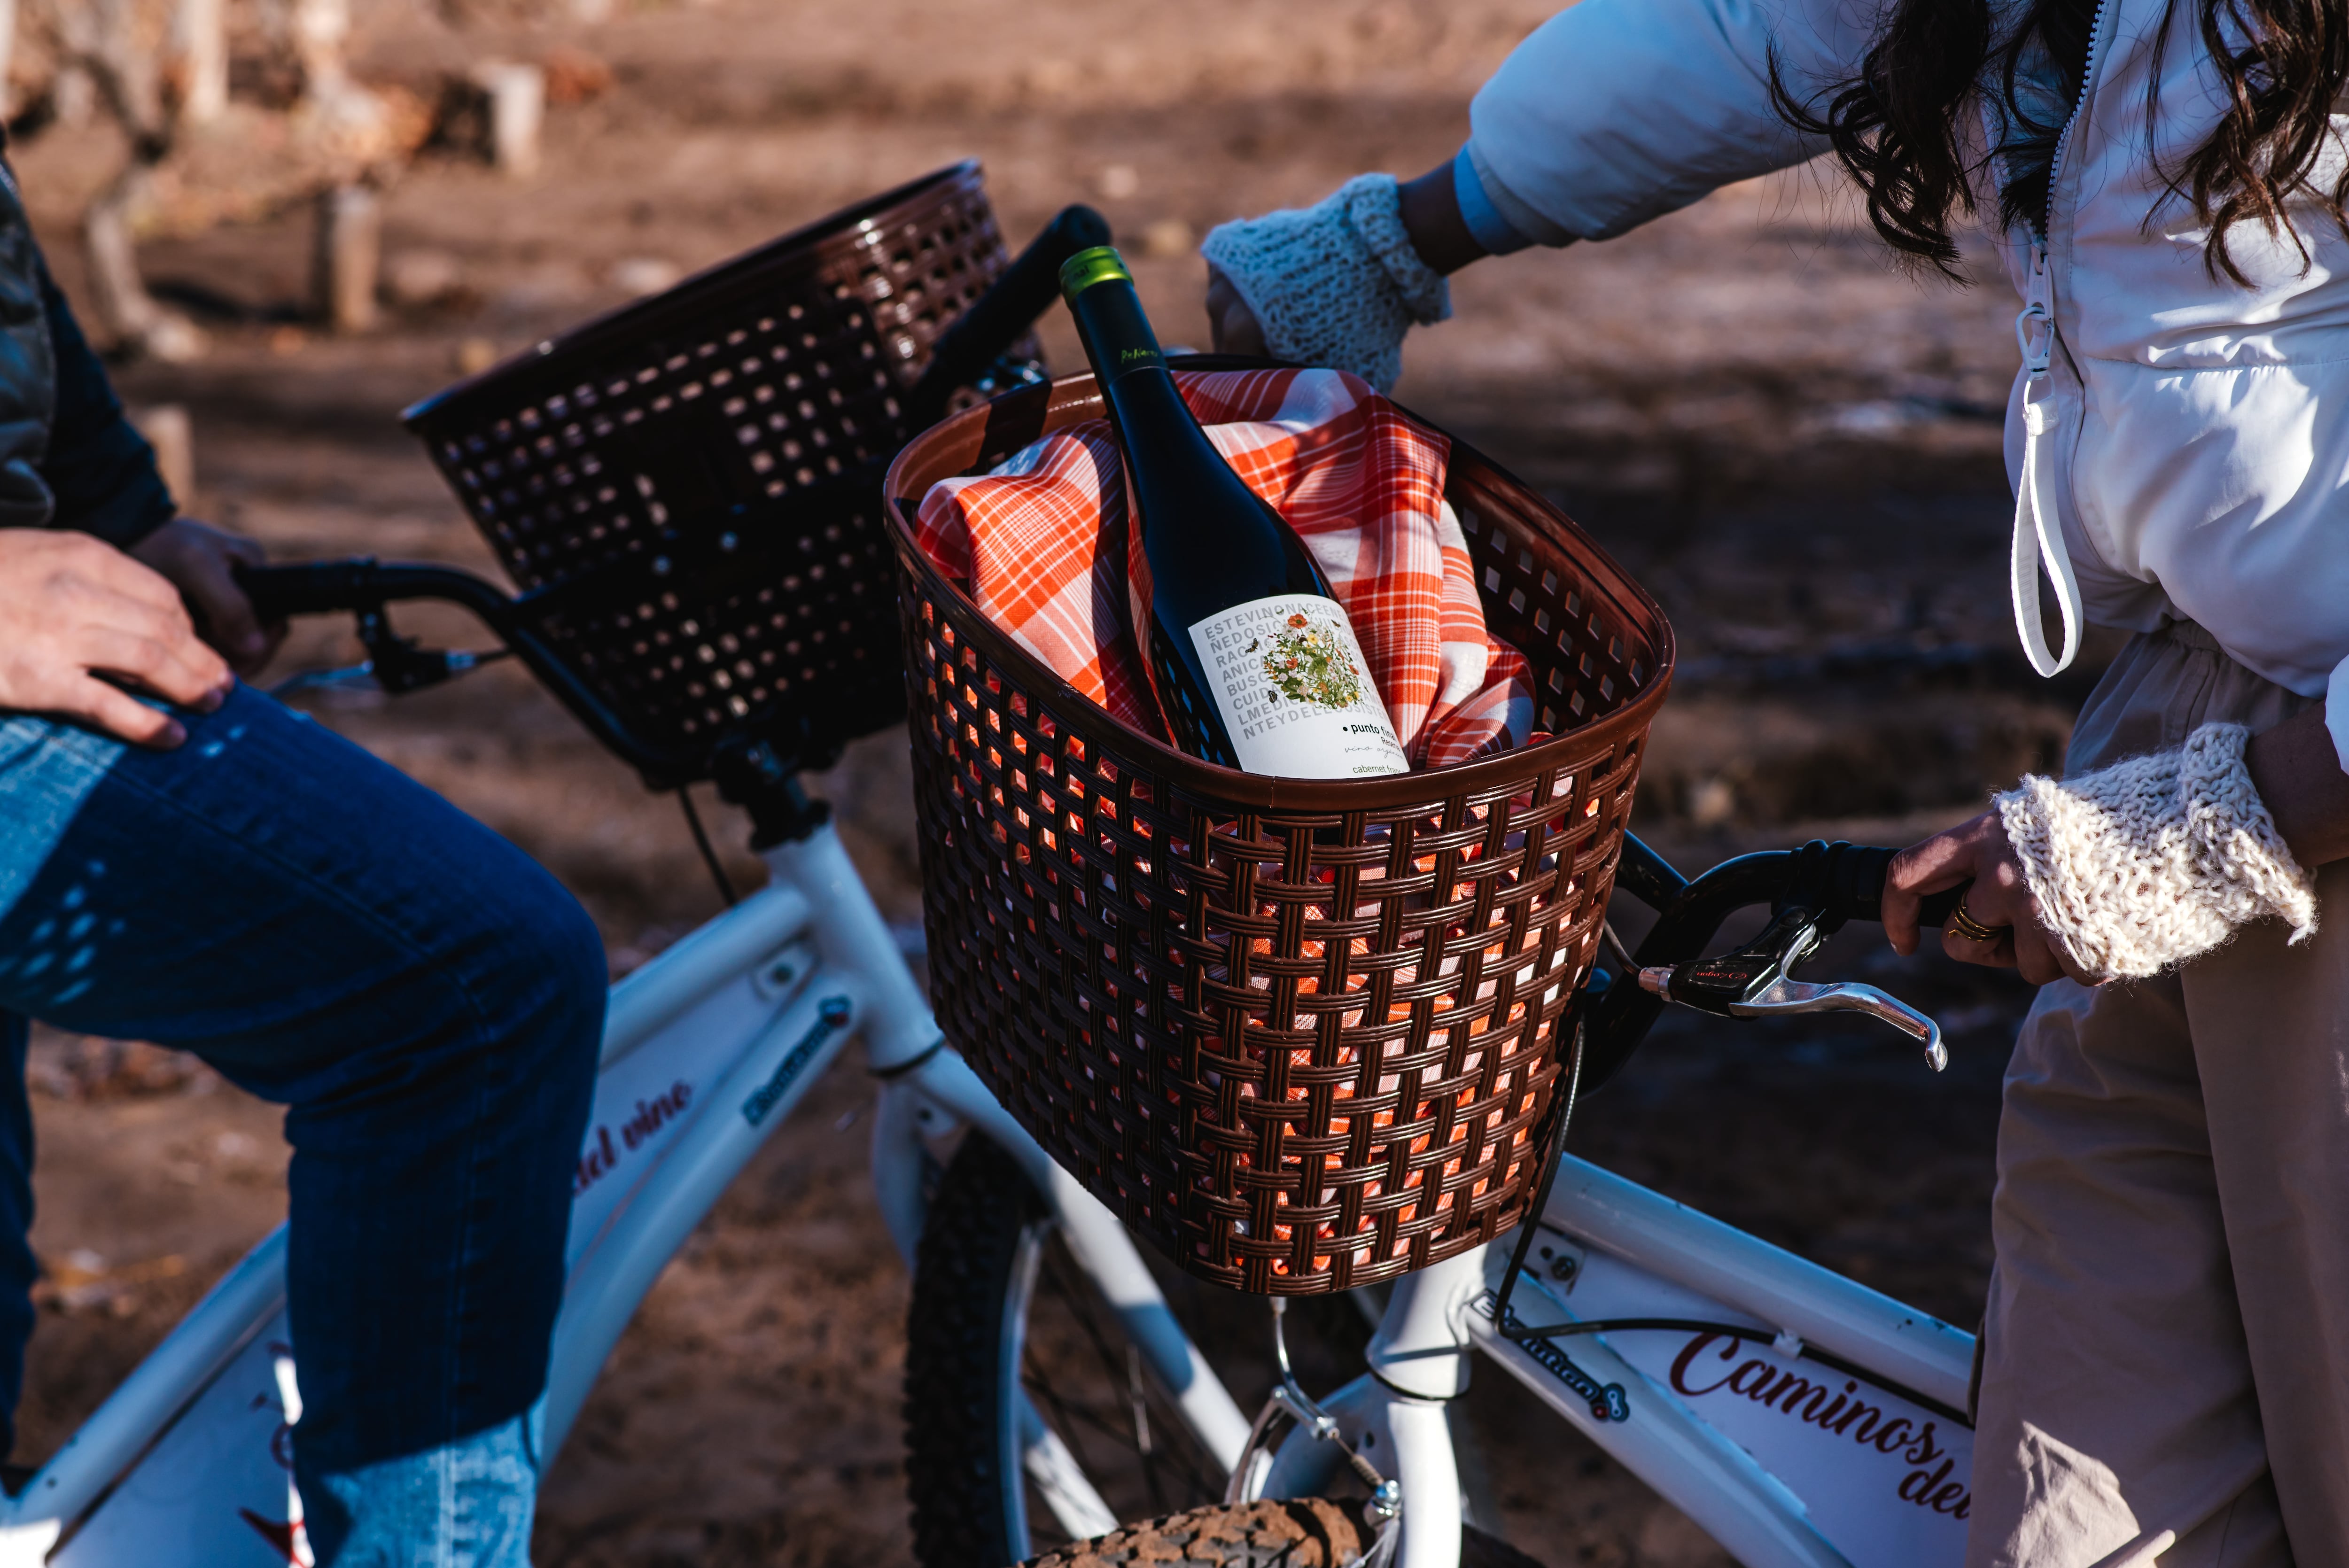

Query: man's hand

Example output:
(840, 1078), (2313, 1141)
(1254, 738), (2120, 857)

(1882, 809), (2098, 986)
(0, 529), (233, 748)
(132, 517), (283, 674)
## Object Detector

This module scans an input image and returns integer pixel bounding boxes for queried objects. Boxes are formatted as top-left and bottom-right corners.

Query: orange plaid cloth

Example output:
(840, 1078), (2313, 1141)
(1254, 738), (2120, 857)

(915, 367), (1533, 769)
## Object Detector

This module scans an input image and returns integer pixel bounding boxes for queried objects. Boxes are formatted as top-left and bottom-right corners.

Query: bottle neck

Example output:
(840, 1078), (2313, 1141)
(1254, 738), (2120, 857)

(1061, 266), (1335, 611)
(1066, 276), (1166, 387)
(1065, 276), (1202, 444)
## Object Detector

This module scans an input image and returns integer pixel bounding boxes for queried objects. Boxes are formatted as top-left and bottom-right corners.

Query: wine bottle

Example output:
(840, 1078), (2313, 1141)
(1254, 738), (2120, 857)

(1057, 247), (1410, 779)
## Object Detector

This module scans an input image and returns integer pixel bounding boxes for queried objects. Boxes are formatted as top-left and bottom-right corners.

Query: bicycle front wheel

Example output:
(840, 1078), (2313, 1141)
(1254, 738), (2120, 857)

(905, 1135), (1234, 1567)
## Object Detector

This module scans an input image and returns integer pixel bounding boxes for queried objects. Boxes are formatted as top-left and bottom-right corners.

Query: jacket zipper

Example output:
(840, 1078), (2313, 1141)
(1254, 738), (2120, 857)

(2040, 0), (2111, 250)
(2009, 0), (2110, 677)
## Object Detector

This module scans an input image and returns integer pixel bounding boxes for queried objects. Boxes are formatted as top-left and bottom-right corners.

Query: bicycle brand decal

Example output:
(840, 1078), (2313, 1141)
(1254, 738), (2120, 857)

(238, 1340), (312, 1564)
(1669, 1333), (1970, 1518)
(1470, 1290), (1630, 1422)
(575, 1078), (696, 1196)
(741, 997), (854, 1126)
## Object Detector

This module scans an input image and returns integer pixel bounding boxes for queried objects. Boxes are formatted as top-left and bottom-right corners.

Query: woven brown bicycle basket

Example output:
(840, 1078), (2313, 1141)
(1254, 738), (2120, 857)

(402, 161), (1021, 785)
(886, 370), (1674, 1294)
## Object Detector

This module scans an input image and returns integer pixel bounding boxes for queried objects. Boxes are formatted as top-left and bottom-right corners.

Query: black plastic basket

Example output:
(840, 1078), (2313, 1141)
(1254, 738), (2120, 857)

(401, 162), (1071, 786)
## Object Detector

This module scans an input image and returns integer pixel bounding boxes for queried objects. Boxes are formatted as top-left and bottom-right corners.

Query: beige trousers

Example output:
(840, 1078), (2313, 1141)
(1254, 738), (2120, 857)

(1968, 622), (2349, 1568)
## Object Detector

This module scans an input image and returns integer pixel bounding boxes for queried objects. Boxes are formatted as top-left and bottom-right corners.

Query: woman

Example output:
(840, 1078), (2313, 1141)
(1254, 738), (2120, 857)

(1204, 0), (2349, 1561)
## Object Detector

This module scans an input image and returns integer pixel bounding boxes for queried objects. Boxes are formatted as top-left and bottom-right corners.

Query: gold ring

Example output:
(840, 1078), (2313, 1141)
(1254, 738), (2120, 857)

(1946, 897), (2009, 945)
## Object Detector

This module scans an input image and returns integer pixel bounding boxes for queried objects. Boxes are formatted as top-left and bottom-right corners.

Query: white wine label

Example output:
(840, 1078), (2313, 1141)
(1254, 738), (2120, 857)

(1188, 595), (1411, 778)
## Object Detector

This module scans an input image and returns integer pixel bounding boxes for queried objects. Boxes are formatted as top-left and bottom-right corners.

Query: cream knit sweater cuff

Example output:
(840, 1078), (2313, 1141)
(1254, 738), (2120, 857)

(1200, 174), (1450, 394)
(1995, 722), (2318, 980)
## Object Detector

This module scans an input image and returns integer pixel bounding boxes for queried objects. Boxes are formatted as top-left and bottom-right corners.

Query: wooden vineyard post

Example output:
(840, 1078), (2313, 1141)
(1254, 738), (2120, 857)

(473, 62), (545, 179)
(313, 184), (381, 334)
(176, 0), (228, 124)
(291, 0), (350, 103)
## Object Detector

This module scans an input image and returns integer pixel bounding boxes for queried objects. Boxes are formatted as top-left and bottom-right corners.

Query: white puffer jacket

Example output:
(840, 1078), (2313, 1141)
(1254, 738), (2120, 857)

(1470, 0), (2349, 764)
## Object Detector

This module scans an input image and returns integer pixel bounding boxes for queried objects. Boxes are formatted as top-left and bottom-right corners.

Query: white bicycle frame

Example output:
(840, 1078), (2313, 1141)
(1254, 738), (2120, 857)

(1251, 1149), (2267, 1568)
(1251, 1152), (1983, 1568)
(0, 818), (1253, 1566)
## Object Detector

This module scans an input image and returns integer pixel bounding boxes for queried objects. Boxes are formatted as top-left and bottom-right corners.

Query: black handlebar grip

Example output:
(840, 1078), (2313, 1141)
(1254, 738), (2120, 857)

(1917, 883), (1970, 930)
(904, 204), (1115, 430)
(1834, 842), (1968, 931)
(1827, 845), (1898, 923)
(234, 559), (382, 622)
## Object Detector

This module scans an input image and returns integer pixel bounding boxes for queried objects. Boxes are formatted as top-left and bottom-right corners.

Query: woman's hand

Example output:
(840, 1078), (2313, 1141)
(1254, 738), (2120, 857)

(1202, 160), (1484, 364)
(0, 528), (234, 748)
(1206, 266), (1267, 355)
(131, 516), (284, 674)
(2245, 703), (2349, 869)
(1882, 809), (2099, 986)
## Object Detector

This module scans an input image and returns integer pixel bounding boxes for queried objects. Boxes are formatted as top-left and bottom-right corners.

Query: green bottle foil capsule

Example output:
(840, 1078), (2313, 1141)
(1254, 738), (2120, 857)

(1057, 245), (1134, 302)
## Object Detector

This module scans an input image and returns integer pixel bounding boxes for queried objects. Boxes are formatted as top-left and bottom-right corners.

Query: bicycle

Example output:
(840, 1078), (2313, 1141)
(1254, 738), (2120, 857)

(952, 836), (2266, 1568)
(0, 168), (1269, 1567)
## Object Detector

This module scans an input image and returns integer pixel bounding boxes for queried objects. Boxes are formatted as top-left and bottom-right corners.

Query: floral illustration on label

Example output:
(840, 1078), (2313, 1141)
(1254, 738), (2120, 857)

(1191, 594), (1410, 778)
(1249, 611), (1365, 712)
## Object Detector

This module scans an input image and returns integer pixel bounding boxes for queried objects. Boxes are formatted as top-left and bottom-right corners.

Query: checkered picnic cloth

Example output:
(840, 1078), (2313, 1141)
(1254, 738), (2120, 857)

(914, 367), (1533, 769)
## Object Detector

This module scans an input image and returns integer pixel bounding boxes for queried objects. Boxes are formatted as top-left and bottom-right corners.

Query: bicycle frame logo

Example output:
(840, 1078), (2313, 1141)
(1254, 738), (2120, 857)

(1469, 1290), (1629, 1422)
(741, 997), (854, 1126)
(1669, 1332), (1971, 1519)
(236, 1341), (312, 1565)
(576, 1079), (695, 1196)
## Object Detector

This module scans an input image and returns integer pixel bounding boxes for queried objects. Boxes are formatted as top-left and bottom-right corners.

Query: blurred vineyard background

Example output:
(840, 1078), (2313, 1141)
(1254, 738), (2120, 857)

(3, 0), (2064, 1561)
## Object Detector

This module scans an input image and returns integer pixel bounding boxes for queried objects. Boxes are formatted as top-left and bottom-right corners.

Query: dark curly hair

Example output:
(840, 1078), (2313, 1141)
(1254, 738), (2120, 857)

(1773, 0), (2349, 284)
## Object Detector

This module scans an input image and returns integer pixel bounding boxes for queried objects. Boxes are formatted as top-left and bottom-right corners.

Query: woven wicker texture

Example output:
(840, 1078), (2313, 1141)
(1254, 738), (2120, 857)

(404, 162), (1018, 783)
(887, 373), (1674, 1293)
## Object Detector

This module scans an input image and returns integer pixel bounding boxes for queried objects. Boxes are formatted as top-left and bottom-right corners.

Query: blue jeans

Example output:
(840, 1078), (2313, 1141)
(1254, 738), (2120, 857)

(305, 1413), (542, 1566)
(0, 685), (603, 1562)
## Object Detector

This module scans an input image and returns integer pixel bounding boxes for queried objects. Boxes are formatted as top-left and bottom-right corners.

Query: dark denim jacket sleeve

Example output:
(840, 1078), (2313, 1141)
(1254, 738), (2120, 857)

(39, 268), (174, 548)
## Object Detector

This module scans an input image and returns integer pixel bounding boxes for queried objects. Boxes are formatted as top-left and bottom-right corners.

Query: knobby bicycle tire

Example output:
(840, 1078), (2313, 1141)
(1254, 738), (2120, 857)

(906, 1134), (1042, 1568)
(1019, 1500), (1550, 1568)
(907, 1135), (1233, 1567)
(1024, 1499), (1366, 1568)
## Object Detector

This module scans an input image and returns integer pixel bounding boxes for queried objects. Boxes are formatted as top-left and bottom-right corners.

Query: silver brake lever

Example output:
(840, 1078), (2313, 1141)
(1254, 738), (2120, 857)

(1728, 977), (1947, 1071)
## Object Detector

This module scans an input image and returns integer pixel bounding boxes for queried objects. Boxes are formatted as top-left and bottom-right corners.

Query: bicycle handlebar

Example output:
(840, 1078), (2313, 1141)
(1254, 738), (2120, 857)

(1611, 838), (1962, 962)
(902, 203), (1112, 431)
(1584, 835), (1974, 1088)
(1648, 842), (1963, 931)
(238, 558), (517, 628)
(232, 554), (702, 784)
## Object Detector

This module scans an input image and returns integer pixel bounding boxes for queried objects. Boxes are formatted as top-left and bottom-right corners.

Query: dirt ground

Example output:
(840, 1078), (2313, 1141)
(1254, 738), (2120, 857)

(0, 1), (2071, 1562)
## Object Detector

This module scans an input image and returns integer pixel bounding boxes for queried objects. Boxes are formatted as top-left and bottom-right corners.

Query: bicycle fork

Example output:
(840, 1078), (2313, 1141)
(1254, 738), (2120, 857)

(1239, 1247), (1488, 1568)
